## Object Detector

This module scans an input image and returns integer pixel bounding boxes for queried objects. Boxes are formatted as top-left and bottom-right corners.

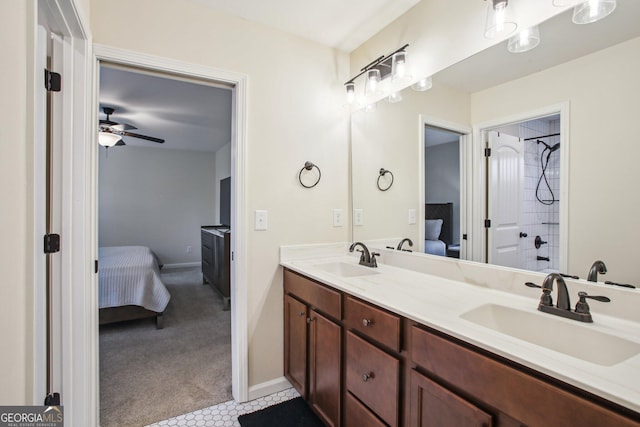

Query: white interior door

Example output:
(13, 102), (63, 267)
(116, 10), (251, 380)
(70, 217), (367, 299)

(487, 131), (524, 268)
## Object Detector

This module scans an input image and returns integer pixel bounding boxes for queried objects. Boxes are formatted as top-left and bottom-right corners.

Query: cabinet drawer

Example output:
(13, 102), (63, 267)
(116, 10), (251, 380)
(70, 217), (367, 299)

(201, 230), (214, 246)
(284, 269), (341, 320)
(346, 331), (399, 427)
(411, 325), (640, 427)
(344, 296), (401, 351)
(345, 391), (386, 427)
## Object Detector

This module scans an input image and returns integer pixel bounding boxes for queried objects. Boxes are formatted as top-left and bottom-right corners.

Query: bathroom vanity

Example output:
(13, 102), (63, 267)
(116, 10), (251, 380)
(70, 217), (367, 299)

(281, 245), (640, 427)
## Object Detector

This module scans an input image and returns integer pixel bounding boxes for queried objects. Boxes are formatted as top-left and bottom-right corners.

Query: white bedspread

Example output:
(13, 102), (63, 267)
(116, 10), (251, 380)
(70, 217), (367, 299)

(98, 246), (171, 313)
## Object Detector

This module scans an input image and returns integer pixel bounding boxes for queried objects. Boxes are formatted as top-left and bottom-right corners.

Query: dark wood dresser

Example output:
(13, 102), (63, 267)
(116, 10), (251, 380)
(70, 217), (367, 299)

(201, 226), (231, 310)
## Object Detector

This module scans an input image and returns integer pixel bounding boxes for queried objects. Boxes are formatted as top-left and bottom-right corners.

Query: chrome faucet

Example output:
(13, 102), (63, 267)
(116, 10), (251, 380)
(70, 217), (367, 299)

(587, 260), (607, 282)
(349, 242), (379, 268)
(396, 238), (413, 252)
(525, 273), (610, 323)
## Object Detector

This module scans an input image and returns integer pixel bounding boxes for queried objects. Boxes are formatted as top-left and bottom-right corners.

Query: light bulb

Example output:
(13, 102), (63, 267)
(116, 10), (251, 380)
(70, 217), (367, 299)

(572, 0), (616, 24)
(412, 76), (432, 92)
(345, 82), (355, 105)
(507, 26), (540, 53)
(365, 69), (381, 96)
(387, 92), (403, 103)
(485, 0), (517, 39)
(391, 51), (409, 83)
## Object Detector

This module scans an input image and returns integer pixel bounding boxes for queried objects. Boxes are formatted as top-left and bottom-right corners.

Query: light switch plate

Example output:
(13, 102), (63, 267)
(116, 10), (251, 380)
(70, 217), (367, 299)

(333, 209), (344, 227)
(354, 209), (363, 226)
(255, 210), (268, 230)
(408, 208), (417, 225)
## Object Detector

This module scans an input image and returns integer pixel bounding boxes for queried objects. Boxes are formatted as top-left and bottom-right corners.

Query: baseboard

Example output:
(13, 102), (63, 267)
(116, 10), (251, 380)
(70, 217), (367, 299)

(248, 377), (293, 401)
(162, 262), (201, 270)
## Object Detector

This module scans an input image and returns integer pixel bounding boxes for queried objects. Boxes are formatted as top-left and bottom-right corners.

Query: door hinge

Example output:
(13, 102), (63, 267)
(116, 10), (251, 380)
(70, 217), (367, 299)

(44, 69), (61, 92)
(484, 147), (491, 157)
(95, 260), (99, 274)
(44, 392), (61, 406)
(484, 219), (491, 228)
(44, 234), (60, 254)
(462, 233), (468, 240)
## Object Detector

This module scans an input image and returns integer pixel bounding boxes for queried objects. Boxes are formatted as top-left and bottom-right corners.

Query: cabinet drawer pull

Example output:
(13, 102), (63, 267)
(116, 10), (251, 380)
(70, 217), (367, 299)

(362, 318), (373, 327)
(307, 317), (316, 324)
(362, 372), (374, 382)
(298, 311), (305, 317)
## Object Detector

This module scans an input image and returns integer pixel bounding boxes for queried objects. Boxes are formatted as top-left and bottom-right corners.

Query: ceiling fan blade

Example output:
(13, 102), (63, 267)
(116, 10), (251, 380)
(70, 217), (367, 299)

(122, 131), (165, 143)
(110, 123), (138, 131)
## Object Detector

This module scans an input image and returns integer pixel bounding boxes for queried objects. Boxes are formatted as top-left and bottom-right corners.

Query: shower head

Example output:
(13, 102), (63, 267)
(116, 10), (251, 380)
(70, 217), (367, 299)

(549, 142), (560, 153)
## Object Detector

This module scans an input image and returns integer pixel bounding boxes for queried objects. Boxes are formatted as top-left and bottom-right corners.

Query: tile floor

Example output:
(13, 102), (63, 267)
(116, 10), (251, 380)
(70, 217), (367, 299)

(146, 388), (300, 427)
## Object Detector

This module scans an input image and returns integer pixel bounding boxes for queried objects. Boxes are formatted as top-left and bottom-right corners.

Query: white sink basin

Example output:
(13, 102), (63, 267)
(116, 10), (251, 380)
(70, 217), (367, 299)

(315, 262), (381, 278)
(460, 304), (640, 366)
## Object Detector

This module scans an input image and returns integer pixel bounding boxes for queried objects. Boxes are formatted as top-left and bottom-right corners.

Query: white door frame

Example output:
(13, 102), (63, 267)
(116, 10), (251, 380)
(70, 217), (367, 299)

(36, 0), (94, 424)
(418, 115), (472, 257)
(471, 102), (570, 271)
(92, 45), (250, 404)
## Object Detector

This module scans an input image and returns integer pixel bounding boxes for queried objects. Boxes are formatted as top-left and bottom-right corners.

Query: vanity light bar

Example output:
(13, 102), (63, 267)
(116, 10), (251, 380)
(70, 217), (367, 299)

(344, 44), (409, 104)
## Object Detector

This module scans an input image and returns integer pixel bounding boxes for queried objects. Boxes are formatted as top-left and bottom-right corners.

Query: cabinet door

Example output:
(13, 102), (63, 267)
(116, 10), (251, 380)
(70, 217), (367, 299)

(284, 294), (308, 398)
(409, 370), (493, 427)
(309, 309), (342, 427)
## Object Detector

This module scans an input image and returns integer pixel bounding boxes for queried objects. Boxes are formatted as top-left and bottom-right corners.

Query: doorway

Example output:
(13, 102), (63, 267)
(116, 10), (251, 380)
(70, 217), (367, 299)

(96, 62), (235, 425)
(424, 125), (463, 259)
(484, 113), (565, 273)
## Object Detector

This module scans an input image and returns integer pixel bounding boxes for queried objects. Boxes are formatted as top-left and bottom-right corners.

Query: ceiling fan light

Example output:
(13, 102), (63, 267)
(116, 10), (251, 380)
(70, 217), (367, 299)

(98, 132), (123, 147)
(572, 0), (616, 24)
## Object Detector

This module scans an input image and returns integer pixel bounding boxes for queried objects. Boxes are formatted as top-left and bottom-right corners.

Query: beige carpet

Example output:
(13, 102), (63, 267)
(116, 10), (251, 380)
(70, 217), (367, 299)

(99, 267), (232, 427)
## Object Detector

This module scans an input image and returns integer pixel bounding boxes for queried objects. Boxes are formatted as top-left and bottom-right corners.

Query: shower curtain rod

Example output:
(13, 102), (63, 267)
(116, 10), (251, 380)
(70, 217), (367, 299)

(523, 132), (560, 141)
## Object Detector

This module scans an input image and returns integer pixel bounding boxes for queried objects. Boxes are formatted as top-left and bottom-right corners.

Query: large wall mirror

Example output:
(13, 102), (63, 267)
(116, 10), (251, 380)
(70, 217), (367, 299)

(351, 0), (640, 285)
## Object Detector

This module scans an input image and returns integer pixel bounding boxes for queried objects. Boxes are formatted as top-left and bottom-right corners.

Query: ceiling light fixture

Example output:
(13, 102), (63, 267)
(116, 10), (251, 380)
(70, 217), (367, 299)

(484, 0), (518, 39)
(412, 76), (433, 92)
(98, 132), (123, 147)
(344, 44), (409, 105)
(507, 25), (541, 53)
(572, 0), (616, 24)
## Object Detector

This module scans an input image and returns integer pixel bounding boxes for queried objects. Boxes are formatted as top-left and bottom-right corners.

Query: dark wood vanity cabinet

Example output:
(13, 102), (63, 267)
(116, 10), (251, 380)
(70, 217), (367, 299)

(409, 325), (640, 427)
(284, 269), (342, 427)
(283, 268), (640, 427)
(201, 226), (230, 309)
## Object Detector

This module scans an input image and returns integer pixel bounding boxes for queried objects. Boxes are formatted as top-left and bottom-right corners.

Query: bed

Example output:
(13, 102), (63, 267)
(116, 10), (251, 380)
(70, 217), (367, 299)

(98, 246), (171, 329)
(425, 203), (454, 257)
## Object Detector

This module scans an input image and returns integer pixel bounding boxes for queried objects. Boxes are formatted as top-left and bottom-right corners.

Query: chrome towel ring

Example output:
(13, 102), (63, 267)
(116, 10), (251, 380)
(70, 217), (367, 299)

(299, 161), (321, 188)
(377, 168), (394, 191)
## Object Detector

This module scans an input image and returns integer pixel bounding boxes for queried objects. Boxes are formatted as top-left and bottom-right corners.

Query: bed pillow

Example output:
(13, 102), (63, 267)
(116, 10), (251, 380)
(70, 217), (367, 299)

(425, 219), (443, 240)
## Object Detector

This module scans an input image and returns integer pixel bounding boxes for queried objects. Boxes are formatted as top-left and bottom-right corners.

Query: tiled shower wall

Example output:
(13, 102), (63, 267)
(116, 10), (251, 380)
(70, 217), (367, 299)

(497, 115), (561, 273)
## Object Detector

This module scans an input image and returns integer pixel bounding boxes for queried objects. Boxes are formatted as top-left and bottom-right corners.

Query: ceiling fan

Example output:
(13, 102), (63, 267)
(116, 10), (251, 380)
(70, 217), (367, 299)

(98, 107), (165, 147)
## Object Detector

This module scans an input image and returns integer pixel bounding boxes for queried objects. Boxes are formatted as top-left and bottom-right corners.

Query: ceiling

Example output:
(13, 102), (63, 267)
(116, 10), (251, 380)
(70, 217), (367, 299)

(99, 0), (421, 153)
(192, 0), (420, 52)
(99, 65), (233, 152)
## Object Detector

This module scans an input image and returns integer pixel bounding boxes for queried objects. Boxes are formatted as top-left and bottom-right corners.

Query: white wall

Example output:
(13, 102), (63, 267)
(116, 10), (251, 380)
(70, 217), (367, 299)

(425, 141), (460, 244)
(91, 0), (350, 388)
(472, 36), (640, 283)
(0, 0), (33, 405)
(98, 147), (216, 265)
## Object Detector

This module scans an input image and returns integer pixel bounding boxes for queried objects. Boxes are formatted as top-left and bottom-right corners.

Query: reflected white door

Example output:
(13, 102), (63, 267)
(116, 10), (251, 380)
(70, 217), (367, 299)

(487, 131), (524, 268)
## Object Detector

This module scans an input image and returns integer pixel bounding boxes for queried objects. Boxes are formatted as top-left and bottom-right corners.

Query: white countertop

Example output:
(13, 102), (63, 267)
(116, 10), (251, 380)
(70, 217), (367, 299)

(280, 243), (640, 414)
